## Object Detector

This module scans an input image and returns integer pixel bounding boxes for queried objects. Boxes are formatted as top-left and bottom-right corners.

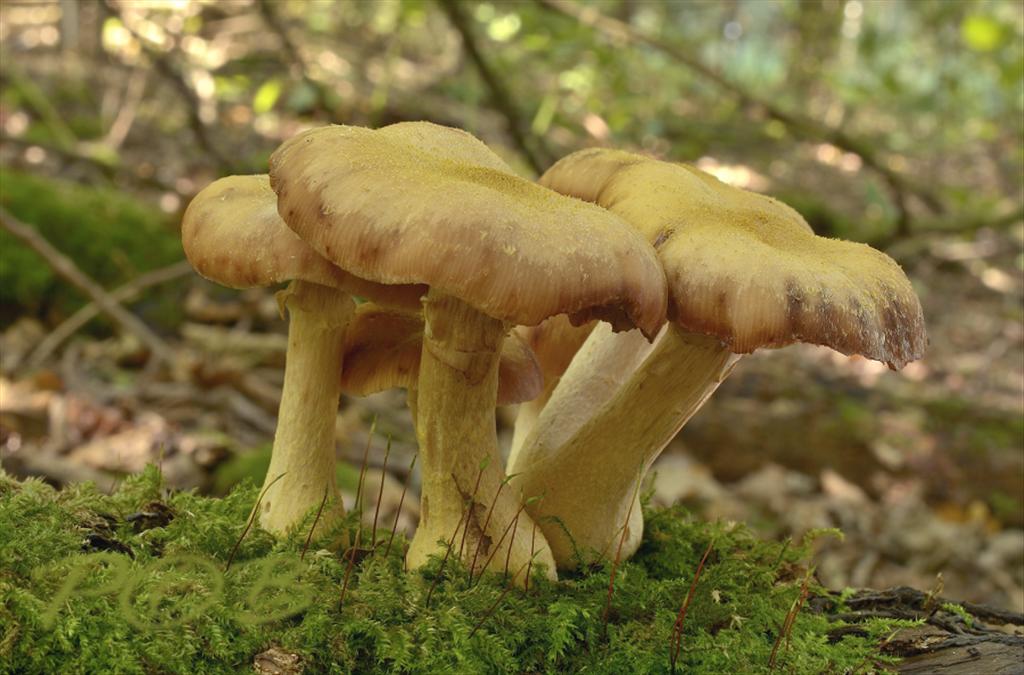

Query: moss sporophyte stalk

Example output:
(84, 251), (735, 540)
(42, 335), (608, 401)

(1, 466), (911, 674)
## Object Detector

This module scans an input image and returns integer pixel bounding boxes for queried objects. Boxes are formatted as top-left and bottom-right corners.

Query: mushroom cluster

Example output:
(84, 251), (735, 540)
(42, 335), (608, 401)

(181, 124), (925, 582)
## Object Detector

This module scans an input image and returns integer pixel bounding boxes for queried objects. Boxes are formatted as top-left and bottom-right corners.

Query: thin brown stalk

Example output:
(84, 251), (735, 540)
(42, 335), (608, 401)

(503, 510), (521, 580)
(669, 539), (715, 672)
(301, 486), (330, 561)
(370, 436), (392, 546)
(468, 553), (540, 638)
(425, 478), (473, 608)
(226, 472), (286, 571)
(337, 526), (361, 611)
(384, 453), (417, 559)
(525, 522), (537, 593)
(457, 456), (490, 561)
(602, 471), (644, 628)
(467, 472), (514, 582)
(768, 567), (814, 671)
(353, 417), (377, 514)
(472, 496), (536, 586)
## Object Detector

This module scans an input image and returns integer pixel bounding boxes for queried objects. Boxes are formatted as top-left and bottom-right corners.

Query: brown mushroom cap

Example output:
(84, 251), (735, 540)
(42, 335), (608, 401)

(539, 149), (927, 369)
(340, 304), (543, 405)
(181, 174), (425, 310)
(268, 123), (666, 337)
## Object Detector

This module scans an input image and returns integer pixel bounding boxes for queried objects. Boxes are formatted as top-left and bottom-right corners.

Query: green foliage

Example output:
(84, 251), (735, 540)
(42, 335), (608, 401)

(0, 170), (182, 326)
(0, 466), (908, 674)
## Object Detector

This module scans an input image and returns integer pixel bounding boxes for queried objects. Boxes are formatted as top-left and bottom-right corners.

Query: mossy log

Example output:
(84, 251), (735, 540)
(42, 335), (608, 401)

(814, 587), (1024, 674)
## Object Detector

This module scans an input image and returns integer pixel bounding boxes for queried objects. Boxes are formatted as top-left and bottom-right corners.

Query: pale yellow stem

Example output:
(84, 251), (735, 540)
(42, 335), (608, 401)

(515, 327), (739, 568)
(257, 280), (355, 536)
(406, 290), (557, 584)
(509, 322), (658, 472)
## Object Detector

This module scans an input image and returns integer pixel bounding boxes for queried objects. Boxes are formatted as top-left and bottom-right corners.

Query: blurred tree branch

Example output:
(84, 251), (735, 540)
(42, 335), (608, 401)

(0, 207), (177, 367)
(1, 133), (175, 193)
(27, 260), (194, 370)
(255, 0), (337, 121)
(535, 0), (947, 219)
(438, 0), (551, 174)
(101, 0), (233, 174)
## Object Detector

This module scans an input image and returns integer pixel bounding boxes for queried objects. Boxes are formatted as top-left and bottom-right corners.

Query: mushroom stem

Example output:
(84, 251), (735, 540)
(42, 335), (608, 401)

(507, 384), (552, 466)
(514, 326), (739, 568)
(509, 322), (657, 469)
(407, 290), (557, 584)
(257, 280), (355, 536)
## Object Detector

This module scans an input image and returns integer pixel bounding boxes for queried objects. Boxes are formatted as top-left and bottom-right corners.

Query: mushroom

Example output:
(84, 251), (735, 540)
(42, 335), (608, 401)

(339, 302), (545, 409)
(268, 122), (666, 582)
(506, 316), (595, 467)
(181, 174), (424, 536)
(510, 149), (928, 568)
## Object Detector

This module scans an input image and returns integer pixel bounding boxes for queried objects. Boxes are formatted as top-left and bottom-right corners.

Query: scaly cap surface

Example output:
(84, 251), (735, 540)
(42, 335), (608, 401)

(540, 149), (927, 369)
(269, 123), (666, 337)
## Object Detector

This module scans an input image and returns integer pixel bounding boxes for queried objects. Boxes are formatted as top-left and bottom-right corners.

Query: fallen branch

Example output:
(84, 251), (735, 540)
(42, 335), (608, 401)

(0, 207), (177, 367)
(27, 260), (193, 369)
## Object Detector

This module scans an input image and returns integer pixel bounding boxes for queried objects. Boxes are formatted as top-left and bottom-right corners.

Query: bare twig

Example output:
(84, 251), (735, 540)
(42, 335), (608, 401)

(354, 417), (377, 513)
(468, 553), (541, 638)
(384, 453), (417, 559)
(503, 509), (520, 580)
(0, 132), (176, 192)
(457, 456), (489, 561)
(602, 470), (645, 628)
(27, 260), (193, 369)
(226, 472), (287, 571)
(256, 0), (335, 119)
(370, 435), (392, 546)
(669, 539), (715, 673)
(300, 486), (330, 562)
(426, 490), (469, 607)
(769, 567), (814, 671)
(101, 0), (233, 172)
(436, 0), (550, 174)
(473, 496), (537, 586)
(468, 472), (514, 582)
(0, 207), (177, 367)
(525, 522), (537, 593)
(535, 0), (946, 218)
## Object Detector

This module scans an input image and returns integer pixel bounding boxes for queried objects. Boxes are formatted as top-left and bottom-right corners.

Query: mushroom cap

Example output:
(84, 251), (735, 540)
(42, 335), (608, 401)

(268, 122), (666, 337)
(514, 314), (596, 385)
(340, 303), (543, 405)
(181, 174), (425, 310)
(539, 149), (927, 369)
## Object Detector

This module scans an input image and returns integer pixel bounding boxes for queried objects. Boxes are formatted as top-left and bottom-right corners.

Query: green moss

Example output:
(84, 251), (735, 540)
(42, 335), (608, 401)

(211, 444), (362, 496)
(0, 170), (183, 326)
(0, 467), (907, 674)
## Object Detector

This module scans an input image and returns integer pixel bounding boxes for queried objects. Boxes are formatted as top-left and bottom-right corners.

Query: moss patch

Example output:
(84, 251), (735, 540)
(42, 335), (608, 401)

(0, 171), (183, 327)
(0, 467), (908, 674)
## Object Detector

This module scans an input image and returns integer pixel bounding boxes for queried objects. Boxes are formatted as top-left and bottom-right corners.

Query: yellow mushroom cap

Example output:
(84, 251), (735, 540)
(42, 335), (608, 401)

(181, 174), (425, 310)
(268, 122), (666, 337)
(539, 149), (927, 369)
(340, 304), (543, 405)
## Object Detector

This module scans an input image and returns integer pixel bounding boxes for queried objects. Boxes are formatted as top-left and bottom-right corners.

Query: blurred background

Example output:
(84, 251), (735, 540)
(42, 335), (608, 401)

(0, 0), (1021, 611)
